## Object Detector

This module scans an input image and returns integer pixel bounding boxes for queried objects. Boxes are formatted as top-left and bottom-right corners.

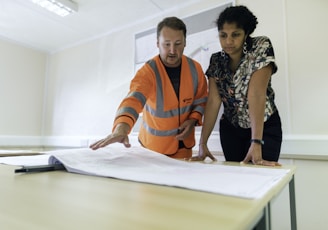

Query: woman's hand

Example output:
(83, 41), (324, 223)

(241, 144), (281, 166)
(187, 144), (217, 162)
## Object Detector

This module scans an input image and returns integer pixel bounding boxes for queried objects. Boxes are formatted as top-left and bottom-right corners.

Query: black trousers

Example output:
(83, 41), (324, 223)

(219, 111), (282, 162)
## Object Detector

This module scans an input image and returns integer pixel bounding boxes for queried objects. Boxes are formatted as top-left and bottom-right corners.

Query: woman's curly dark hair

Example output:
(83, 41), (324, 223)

(216, 5), (258, 37)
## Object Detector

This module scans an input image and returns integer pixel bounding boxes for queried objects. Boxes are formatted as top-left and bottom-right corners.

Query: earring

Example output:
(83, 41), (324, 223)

(221, 50), (226, 57)
(243, 41), (248, 54)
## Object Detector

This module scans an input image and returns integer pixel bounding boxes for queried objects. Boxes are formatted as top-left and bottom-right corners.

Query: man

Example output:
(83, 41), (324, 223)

(90, 17), (208, 159)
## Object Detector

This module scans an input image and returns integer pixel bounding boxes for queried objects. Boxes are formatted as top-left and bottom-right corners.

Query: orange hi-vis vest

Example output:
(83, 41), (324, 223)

(113, 55), (208, 155)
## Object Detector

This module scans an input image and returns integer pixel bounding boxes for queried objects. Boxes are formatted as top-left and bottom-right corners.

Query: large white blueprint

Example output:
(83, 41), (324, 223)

(46, 145), (290, 199)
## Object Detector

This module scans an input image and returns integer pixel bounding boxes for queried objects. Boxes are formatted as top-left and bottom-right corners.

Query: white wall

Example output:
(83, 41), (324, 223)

(1, 0), (328, 229)
(0, 39), (46, 145)
(268, 158), (328, 230)
(285, 0), (328, 135)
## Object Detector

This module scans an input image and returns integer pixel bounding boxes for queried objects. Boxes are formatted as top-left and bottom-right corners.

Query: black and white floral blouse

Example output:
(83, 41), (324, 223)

(205, 36), (278, 128)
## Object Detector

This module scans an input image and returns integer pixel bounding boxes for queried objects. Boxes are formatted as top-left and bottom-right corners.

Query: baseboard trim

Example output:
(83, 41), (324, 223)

(0, 136), (88, 148)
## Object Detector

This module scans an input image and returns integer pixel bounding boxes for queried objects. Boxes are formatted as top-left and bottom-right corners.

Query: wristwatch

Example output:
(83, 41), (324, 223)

(250, 139), (264, 145)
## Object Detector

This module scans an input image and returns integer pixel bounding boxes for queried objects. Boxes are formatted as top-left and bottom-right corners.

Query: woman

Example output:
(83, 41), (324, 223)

(192, 5), (282, 166)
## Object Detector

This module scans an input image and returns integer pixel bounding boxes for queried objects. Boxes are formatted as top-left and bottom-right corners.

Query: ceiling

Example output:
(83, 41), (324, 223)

(0, 0), (199, 53)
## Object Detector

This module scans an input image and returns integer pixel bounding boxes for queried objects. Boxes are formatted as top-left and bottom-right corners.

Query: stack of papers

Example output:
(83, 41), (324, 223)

(48, 146), (289, 199)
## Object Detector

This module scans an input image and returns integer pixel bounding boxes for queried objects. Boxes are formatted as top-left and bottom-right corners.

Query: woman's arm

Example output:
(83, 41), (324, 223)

(248, 65), (271, 144)
(189, 77), (221, 161)
(243, 64), (280, 166)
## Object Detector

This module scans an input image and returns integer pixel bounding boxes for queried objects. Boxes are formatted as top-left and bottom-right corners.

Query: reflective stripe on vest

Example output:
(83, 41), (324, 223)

(115, 92), (147, 121)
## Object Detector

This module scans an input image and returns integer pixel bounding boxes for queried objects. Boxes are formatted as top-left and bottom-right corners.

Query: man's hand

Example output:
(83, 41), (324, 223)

(89, 123), (131, 150)
(175, 119), (197, 140)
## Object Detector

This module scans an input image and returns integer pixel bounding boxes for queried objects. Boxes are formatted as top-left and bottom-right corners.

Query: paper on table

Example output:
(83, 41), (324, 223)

(48, 145), (290, 199)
